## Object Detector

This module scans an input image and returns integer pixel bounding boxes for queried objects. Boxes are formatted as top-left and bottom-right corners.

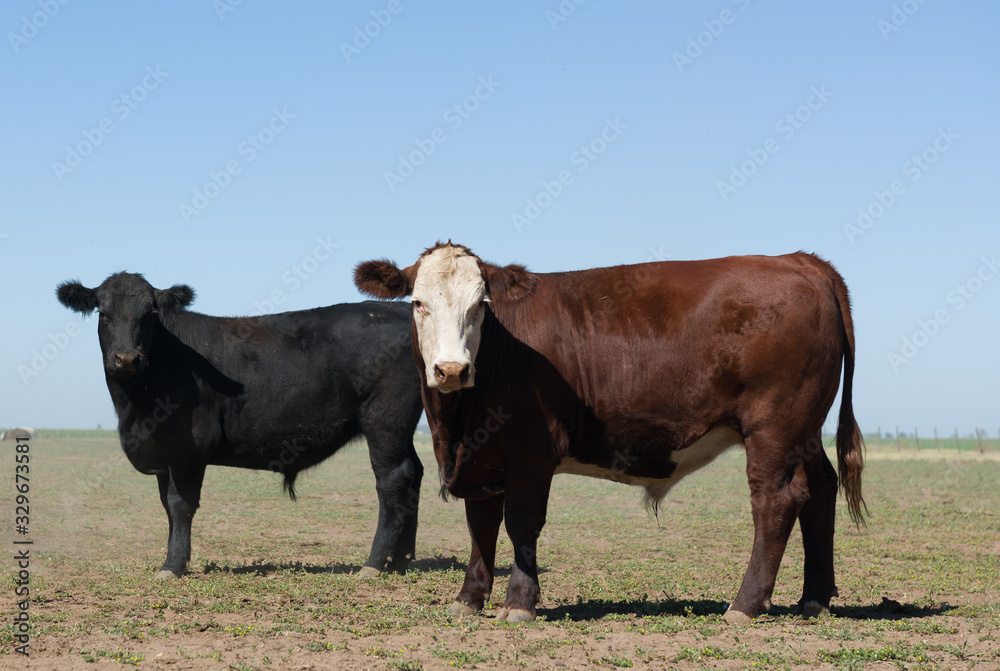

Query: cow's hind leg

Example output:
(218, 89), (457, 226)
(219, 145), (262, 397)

(797, 440), (838, 617)
(155, 465), (205, 580)
(450, 494), (504, 616)
(359, 429), (423, 577)
(726, 433), (810, 624)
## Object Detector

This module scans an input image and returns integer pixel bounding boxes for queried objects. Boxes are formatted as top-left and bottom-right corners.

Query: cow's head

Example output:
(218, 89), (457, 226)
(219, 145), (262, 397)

(57, 272), (195, 378)
(354, 242), (536, 392)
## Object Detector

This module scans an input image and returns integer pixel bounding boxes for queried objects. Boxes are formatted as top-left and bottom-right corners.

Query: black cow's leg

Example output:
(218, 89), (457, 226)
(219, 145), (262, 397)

(495, 474), (553, 622)
(450, 494), (504, 616)
(387, 436), (422, 574)
(726, 434), (809, 624)
(797, 441), (838, 616)
(154, 464), (206, 580)
(156, 473), (174, 567)
(359, 430), (423, 577)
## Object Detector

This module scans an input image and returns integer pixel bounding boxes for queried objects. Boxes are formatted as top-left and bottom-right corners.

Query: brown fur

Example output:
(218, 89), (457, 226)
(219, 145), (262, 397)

(354, 243), (865, 622)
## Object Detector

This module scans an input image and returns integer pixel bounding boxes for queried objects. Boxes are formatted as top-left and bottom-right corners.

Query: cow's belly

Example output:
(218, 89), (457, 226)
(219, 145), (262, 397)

(554, 426), (743, 507)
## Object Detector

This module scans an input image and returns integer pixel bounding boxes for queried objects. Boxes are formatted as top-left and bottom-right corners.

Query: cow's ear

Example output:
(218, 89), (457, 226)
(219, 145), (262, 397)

(354, 260), (414, 299)
(56, 281), (98, 314)
(482, 263), (537, 303)
(155, 285), (195, 313)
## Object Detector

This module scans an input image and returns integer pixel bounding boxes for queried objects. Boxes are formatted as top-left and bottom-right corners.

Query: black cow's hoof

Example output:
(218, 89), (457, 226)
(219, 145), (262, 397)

(799, 600), (830, 618)
(154, 569), (181, 581)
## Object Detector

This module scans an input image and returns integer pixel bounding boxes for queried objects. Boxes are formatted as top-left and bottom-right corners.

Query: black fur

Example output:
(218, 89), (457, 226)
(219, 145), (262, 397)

(58, 272), (423, 578)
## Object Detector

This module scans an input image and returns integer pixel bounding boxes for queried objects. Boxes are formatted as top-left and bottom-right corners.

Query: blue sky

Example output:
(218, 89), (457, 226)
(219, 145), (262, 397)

(2, 1), (997, 435)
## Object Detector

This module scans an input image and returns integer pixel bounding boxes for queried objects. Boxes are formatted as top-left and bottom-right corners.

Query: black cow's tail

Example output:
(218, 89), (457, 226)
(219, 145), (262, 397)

(283, 472), (298, 501)
(832, 270), (867, 526)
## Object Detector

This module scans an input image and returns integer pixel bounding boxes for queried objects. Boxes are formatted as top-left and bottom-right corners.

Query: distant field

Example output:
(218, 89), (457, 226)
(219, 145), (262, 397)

(1, 433), (997, 670)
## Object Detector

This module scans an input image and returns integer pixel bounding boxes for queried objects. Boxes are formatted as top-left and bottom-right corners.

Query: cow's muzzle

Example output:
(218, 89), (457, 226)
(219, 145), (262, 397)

(432, 361), (470, 393)
(109, 351), (145, 377)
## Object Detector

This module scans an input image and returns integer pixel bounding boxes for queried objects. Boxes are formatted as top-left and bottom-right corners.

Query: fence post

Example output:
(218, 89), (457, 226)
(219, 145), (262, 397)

(955, 427), (960, 451)
(896, 426), (900, 450)
(876, 426), (881, 450)
(976, 428), (985, 454)
(914, 427), (920, 450)
(934, 426), (939, 449)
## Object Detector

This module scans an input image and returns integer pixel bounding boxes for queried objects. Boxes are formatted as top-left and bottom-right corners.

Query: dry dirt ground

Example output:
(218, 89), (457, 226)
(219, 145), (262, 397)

(2, 436), (998, 670)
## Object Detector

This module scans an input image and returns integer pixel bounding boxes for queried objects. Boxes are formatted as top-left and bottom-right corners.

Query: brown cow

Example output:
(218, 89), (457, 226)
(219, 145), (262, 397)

(355, 242), (865, 624)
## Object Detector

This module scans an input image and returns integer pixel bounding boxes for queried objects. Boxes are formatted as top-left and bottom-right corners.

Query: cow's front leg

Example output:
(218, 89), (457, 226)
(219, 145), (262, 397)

(495, 474), (553, 622)
(449, 494), (504, 616)
(154, 465), (206, 580)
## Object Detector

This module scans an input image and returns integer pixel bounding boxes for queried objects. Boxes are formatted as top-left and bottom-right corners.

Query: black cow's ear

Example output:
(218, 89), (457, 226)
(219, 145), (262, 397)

(482, 263), (537, 303)
(156, 285), (195, 312)
(56, 281), (98, 314)
(354, 260), (414, 299)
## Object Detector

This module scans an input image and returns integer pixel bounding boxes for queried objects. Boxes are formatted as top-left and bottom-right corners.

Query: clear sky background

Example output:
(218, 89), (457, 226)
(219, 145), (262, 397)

(1, 1), (997, 436)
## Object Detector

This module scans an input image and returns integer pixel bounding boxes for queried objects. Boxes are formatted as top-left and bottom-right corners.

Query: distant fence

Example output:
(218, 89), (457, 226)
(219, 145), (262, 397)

(823, 427), (999, 453)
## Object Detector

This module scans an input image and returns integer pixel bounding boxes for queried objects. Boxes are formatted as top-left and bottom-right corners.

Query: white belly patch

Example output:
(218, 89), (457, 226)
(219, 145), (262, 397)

(554, 426), (744, 511)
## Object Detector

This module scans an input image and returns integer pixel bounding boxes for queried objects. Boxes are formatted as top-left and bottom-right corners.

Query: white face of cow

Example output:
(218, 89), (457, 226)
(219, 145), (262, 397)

(410, 246), (488, 392)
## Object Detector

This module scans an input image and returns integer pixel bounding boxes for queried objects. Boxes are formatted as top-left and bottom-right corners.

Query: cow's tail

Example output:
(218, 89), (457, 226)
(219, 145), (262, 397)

(832, 270), (867, 526)
(283, 472), (298, 501)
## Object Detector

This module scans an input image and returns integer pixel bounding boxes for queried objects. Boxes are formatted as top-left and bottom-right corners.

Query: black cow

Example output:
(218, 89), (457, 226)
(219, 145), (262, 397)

(58, 272), (423, 580)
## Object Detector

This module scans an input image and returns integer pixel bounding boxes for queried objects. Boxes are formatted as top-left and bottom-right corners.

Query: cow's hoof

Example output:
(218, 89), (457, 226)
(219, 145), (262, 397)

(154, 570), (180, 581)
(448, 601), (477, 617)
(723, 608), (752, 626)
(504, 608), (535, 623)
(357, 566), (381, 579)
(800, 600), (830, 618)
(494, 607), (534, 622)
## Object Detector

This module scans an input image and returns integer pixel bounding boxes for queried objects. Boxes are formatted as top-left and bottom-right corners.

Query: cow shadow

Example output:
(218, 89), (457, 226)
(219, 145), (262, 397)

(538, 597), (726, 621)
(200, 554), (536, 578)
(536, 597), (957, 622)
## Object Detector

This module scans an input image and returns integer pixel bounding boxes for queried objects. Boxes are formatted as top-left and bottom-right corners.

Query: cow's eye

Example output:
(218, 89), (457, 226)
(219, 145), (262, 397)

(412, 300), (427, 314)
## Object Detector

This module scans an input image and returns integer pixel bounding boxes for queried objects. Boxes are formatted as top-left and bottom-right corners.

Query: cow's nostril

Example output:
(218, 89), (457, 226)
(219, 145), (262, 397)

(459, 365), (470, 384)
(433, 365), (446, 383)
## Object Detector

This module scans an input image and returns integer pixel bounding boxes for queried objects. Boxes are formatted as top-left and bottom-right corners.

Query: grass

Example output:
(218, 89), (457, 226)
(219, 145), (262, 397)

(3, 432), (998, 669)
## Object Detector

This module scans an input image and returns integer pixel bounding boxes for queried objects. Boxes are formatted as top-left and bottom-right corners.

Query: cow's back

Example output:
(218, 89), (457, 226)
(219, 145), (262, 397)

(482, 253), (846, 454)
(141, 301), (418, 470)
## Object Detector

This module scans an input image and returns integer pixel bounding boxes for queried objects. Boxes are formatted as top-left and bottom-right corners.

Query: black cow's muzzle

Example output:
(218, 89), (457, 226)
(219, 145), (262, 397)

(108, 351), (145, 377)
